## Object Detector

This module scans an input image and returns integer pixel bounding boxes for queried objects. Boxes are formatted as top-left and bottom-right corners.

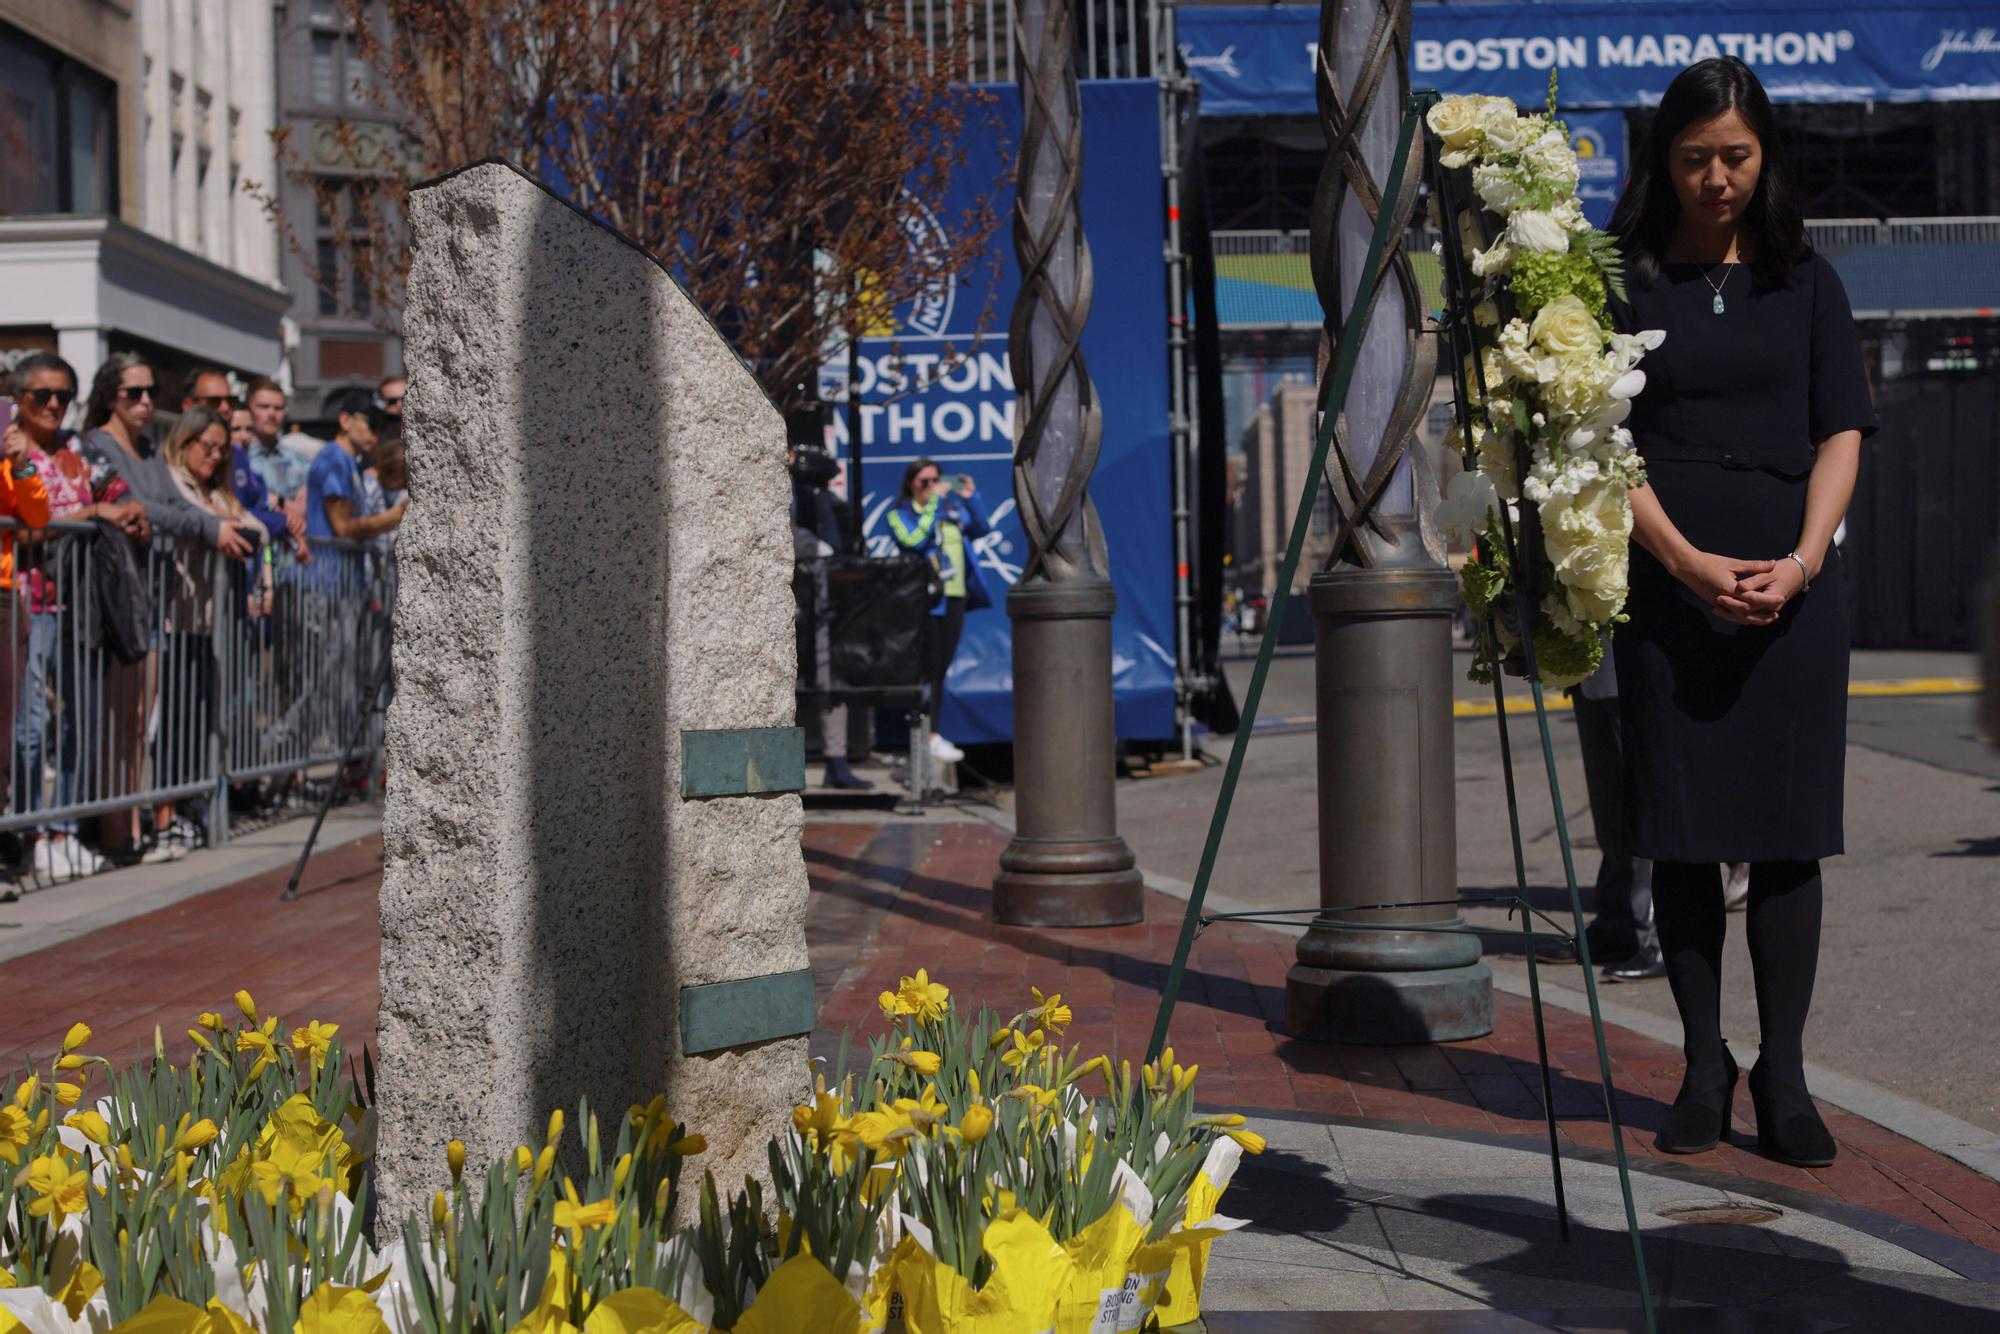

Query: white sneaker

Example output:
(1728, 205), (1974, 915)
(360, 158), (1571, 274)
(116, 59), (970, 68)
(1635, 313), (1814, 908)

(141, 838), (188, 865)
(37, 839), (105, 882)
(929, 734), (965, 763)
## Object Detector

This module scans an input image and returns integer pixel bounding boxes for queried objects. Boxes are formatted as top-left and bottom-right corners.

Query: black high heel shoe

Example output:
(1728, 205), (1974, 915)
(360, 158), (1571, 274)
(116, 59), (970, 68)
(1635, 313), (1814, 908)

(1749, 1062), (1837, 1168)
(1658, 1041), (1738, 1154)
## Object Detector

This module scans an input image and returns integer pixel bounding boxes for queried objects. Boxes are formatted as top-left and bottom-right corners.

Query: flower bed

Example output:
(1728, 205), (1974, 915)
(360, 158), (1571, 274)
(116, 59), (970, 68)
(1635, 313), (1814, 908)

(1, 977), (1255, 1333)
(1425, 88), (1667, 688)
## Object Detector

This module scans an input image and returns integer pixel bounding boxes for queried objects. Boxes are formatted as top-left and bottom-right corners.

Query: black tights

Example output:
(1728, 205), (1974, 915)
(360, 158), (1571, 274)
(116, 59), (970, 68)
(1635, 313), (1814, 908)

(1653, 860), (1824, 1085)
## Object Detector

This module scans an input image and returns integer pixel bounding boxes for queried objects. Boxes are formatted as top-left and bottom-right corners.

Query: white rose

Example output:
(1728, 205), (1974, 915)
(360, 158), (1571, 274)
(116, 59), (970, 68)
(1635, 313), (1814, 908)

(1427, 97), (1485, 153)
(1524, 137), (1581, 192)
(1551, 197), (1590, 233)
(1440, 147), (1477, 170)
(1480, 102), (1530, 154)
(1529, 294), (1602, 358)
(1505, 208), (1570, 254)
(1472, 164), (1528, 214)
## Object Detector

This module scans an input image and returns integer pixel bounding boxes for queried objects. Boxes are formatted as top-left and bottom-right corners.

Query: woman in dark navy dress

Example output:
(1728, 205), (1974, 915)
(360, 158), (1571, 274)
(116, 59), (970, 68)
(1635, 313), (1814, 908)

(1604, 58), (1877, 1167)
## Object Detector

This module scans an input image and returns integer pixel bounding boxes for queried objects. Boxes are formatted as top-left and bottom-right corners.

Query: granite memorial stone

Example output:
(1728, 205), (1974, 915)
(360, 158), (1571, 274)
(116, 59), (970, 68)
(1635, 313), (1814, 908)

(374, 161), (811, 1229)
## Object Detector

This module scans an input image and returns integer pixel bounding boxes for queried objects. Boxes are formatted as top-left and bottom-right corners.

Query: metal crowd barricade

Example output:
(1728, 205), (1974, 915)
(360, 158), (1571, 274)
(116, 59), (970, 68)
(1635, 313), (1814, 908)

(0, 517), (391, 853)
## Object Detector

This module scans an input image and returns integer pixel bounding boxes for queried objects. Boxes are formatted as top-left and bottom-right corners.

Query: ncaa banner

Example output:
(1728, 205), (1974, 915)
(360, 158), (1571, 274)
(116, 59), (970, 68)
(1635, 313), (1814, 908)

(820, 81), (1177, 744)
(1178, 2), (2000, 115)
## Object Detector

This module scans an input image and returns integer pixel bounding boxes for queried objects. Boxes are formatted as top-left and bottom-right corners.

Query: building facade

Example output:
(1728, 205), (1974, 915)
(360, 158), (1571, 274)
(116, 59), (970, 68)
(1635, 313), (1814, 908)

(271, 0), (401, 424)
(0, 0), (288, 403)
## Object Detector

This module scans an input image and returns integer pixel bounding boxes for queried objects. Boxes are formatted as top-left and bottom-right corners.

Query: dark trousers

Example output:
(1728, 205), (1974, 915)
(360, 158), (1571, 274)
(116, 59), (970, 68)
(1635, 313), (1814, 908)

(1574, 675), (1654, 945)
(926, 596), (966, 726)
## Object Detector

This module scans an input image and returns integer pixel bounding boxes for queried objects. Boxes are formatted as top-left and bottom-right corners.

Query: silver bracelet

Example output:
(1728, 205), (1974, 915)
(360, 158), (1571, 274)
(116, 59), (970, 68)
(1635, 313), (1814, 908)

(1785, 551), (1812, 592)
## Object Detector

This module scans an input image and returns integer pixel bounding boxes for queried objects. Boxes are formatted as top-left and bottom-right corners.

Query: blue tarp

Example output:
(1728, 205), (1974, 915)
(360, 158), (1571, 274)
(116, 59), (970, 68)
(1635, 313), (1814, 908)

(1178, 3), (2000, 116)
(821, 81), (1177, 744)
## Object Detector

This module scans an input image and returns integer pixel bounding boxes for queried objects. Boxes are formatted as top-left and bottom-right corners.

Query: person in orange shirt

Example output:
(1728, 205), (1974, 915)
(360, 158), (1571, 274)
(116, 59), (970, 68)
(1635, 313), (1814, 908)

(0, 365), (54, 838)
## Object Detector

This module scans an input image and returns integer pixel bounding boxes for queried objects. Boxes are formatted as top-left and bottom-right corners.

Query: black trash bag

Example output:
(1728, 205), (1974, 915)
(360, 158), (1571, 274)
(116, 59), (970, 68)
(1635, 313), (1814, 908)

(79, 521), (152, 666)
(824, 553), (939, 692)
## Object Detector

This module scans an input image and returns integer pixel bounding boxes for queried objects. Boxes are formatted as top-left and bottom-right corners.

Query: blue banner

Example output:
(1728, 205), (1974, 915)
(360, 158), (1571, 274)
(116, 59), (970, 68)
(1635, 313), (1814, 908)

(1178, 2), (2000, 116)
(1565, 108), (1627, 229)
(820, 81), (1176, 744)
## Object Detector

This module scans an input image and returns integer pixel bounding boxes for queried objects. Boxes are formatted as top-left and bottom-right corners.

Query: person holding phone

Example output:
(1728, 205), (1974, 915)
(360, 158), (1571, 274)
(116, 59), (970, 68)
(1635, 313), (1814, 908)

(887, 457), (992, 764)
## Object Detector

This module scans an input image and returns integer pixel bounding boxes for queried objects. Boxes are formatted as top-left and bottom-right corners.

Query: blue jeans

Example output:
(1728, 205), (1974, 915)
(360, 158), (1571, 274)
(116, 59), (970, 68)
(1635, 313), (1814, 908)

(14, 609), (79, 822)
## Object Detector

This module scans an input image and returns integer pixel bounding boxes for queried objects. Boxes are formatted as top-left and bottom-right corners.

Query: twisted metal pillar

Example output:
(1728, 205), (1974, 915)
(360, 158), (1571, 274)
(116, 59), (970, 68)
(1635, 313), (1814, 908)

(1285, 0), (1492, 1042)
(992, 0), (1143, 927)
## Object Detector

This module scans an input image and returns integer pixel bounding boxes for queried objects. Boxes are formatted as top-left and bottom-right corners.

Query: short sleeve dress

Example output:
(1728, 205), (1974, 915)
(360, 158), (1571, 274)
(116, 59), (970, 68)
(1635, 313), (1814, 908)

(1606, 252), (1878, 864)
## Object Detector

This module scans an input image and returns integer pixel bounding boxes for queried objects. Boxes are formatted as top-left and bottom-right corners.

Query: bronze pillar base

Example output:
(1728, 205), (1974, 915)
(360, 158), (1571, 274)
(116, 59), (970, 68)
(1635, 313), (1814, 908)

(993, 576), (1144, 928)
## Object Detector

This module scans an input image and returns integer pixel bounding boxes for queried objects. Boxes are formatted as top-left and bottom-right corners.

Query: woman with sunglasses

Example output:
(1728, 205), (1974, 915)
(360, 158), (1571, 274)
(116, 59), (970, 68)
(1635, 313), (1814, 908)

(5, 354), (141, 879)
(79, 354), (261, 863)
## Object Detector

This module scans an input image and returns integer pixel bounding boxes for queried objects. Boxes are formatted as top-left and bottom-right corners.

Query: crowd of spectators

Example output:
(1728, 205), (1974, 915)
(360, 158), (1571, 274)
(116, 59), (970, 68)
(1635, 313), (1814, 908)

(0, 354), (407, 884)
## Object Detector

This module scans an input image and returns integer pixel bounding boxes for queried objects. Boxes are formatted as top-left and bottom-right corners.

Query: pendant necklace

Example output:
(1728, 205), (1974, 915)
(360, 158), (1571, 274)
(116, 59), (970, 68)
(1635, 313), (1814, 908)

(1702, 262), (1733, 315)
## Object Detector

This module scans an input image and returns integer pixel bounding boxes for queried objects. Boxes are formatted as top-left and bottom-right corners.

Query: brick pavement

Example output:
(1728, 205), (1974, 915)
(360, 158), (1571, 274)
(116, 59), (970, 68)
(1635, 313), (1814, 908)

(2, 817), (1995, 1259)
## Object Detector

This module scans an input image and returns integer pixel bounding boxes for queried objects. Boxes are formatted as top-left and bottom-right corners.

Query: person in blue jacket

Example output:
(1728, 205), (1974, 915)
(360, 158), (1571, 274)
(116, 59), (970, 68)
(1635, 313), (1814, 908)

(886, 456), (991, 763)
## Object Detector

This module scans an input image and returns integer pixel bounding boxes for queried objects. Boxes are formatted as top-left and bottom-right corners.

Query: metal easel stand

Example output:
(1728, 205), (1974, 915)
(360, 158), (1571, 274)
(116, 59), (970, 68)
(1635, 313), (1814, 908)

(282, 593), (390, 902)
(1141, 90), (1659, 1332)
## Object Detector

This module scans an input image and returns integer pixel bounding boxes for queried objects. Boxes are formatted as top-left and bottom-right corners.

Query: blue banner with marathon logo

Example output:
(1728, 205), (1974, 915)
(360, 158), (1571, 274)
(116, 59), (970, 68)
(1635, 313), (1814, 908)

(819, 81), (1176, 744)
(1178, 2), (2000, 116)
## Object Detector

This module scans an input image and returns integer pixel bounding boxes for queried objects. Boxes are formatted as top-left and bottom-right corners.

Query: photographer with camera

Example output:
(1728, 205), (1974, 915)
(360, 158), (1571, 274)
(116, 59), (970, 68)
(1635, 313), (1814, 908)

(887, 457), (992, 765)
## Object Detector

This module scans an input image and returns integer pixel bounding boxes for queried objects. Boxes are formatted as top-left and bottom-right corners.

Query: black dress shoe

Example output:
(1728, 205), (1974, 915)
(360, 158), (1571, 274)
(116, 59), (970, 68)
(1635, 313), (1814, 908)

(823, 758), (874, 791)
(1658, 1041), (1738, 1154)
(1749, 1062), (1837, 1168)
(1602, 939), (1666, 982)
(1584, 919), (1640, 966)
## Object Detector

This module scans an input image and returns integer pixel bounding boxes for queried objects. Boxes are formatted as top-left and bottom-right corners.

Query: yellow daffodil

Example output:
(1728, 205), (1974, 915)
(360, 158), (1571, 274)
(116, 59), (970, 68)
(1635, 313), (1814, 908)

(893, 968), (951, 1022)
(1029, 987), (1072, 1034)
(297, 1286), (392, 1334)
(175, 1117), (219, 1151)
(63, 1109), (111, 1146)
(999, 1027), (1045, 1071)
(235, 991), (259, 1024)
(546, 1109), (565, 1148)
(290, 1021), (340, 1068)
(188, 1029), (217, 1055)
(876, 990), (908, 1019)
(54, 1082), (80, 1107)
(533, 1144), (556, 1187)
(554, 1180), (619, 1243)
(612, 1152), (633, 1192)
(1221, 1126), (1266, 1154)
(447, 1139), (466, 1183)
(955, 1105), (994, 1144)
(197, 1012), (226, 1033)
(0, 1103), (31, 1164)
(670, 1134), (705, 1156)
(628, 1095), (678, 1156)
(848, 1106), (921, 1159)
(514, 1145), (534, 1173)
(25, 1152), (88, 1219)
(61, 1022), (91, 1053)
(890, 1048), (942, 1076)
(56, 1053), (87, 1071)
(432, 1191), (450, 1230)
(891, 1084), (948, 1128)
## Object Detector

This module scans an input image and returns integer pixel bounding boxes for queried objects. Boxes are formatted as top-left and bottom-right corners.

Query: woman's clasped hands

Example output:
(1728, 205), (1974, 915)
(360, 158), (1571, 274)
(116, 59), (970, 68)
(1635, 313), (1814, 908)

(1675, 549), (1808, 627)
